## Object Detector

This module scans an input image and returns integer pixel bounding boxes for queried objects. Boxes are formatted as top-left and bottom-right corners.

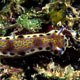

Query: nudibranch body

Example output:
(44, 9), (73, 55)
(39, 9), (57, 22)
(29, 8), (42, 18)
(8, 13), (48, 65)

(0, 29), (68, 57)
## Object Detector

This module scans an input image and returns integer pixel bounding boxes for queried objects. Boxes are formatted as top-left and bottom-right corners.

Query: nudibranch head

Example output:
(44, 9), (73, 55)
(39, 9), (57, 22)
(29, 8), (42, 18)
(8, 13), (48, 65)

(47, 30), (68, 54)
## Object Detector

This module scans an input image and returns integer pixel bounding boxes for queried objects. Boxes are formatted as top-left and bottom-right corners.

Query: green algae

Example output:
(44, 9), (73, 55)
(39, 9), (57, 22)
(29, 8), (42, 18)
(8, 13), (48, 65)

(16, 14), (41, 31)
(49, 2), (66, 25)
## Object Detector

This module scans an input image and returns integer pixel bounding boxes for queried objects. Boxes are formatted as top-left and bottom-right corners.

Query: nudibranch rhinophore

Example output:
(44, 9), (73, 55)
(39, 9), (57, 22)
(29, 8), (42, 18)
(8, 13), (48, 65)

(0, 29), (68, 57)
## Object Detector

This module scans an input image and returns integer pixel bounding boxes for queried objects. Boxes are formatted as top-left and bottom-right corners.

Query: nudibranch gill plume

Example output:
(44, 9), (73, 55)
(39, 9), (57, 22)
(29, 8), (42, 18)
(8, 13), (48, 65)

(0, 29), (68, 57)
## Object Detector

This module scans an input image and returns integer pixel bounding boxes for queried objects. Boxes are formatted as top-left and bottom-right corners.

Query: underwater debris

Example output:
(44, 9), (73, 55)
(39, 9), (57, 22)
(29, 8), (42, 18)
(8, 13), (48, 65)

(0, 64), (25, 80)
(41, 0), (80, 30)
(32, 62), (80, 79)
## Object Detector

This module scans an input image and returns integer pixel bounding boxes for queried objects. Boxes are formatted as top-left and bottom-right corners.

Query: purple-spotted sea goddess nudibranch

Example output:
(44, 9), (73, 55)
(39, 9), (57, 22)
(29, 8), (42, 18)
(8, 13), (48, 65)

(0, 29), (68, 57)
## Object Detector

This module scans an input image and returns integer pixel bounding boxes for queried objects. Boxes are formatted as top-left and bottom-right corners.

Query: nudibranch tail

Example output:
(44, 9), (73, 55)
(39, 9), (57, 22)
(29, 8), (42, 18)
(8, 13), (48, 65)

(0, 29), (68, 57)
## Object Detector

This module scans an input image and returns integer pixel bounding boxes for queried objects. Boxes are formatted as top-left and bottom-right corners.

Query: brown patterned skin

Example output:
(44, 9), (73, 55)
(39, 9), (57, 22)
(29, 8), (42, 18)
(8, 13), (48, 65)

(0, 30), (68, 57)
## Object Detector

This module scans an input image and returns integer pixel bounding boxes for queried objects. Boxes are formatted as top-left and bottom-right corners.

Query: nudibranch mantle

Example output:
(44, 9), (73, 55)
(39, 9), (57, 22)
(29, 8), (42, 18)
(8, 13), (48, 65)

(0, 29), (68, 57)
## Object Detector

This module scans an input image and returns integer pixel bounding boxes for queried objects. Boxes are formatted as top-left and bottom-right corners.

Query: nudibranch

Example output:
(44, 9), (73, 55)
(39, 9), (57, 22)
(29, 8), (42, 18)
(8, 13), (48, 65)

(0, 29), (68, 57)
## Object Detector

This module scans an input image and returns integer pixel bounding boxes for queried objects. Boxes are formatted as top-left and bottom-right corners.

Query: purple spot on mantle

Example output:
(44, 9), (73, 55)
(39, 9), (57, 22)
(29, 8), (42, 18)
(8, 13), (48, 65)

(40, 37), (42, 39)
(25, 48), (27, 50)
(11, 40), (13, 42)
(26, 38), (28, 40)
(4, 41), (6, 42)
(40, 44), (42, 47)
(29, 43), (31, 46)
(0, 46), (2, 48)
(33, 38), (36, 40)
(30, 40), (32, 42)
(52, 46), (54, 48)
(45, 41), (47, 43)
(44, 45), (46, 47)
(19, 43), (21, 45)
(16, 40), (18, 41)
